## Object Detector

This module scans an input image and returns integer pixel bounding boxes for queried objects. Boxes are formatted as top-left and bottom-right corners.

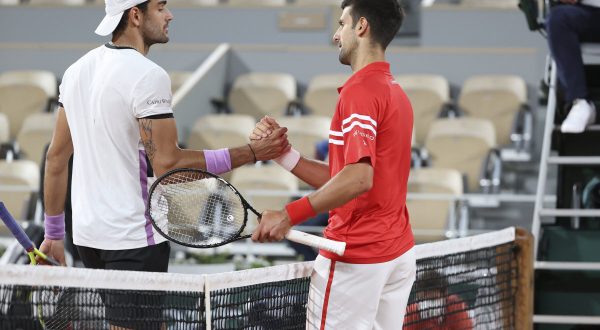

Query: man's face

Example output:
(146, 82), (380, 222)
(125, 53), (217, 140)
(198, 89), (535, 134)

(333, 6), (358, 66)
(141, 0), (173, 46)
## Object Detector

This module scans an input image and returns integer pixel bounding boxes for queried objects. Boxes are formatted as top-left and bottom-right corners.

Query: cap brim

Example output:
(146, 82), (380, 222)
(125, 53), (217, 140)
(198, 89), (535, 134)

(95, 11), (124, 36)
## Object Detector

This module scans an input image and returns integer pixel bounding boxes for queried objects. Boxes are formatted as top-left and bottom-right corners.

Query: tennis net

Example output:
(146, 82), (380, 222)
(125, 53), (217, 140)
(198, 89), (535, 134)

(0, 227), (531, 329)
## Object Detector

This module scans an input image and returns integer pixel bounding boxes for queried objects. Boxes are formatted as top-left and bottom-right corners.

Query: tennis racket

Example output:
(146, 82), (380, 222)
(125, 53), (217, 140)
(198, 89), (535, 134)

(147, 168), (346, 256)
(0, 201), (60, 266)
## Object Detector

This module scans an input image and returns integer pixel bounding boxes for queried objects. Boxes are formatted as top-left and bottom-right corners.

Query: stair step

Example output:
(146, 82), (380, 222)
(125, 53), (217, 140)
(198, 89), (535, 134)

(539, 209), (600, 217)
(554, 124), (600, 131)
(547, 156), (600, 165)
(535, 261), (600, 271)
(534, 315), (600, 325)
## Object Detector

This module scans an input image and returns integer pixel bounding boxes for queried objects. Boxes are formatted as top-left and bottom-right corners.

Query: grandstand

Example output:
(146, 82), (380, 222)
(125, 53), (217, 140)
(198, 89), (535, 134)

(0, 0), (598, 329)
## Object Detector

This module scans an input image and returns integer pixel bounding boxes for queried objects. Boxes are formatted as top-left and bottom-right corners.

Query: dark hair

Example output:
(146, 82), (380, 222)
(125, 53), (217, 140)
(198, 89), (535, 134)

(340, 0), (404, 50)
(112, 1), (150, 38)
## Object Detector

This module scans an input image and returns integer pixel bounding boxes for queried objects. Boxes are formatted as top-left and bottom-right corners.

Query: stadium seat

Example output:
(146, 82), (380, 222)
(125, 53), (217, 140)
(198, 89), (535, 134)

(0, 160), (39, 221)
(304, 74), (350, 117)
(0, 113), (9, 145)
(425, 117), (497, 192)
(0, 70), (57, 140)
(407, 167), (463, 243)
(168, 70), (193, 94)
(228, 72), (297, 119)
(276, 115), (330, 159)
(186, 114), (255, 150)
(458, 75), (527, 146)
(229, 164), (298, 231)
(0, 0), (19, 5)
(16, 112), (56, 166)
(395, 74), (450, 146)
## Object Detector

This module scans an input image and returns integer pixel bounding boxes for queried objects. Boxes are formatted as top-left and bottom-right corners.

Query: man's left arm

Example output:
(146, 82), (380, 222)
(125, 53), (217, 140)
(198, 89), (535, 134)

(252, 158), (373, 242)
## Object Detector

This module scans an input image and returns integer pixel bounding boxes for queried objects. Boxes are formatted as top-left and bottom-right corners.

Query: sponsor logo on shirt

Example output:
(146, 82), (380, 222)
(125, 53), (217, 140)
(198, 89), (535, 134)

(353, 129), (375, 141)
(146, 98), (171, 106)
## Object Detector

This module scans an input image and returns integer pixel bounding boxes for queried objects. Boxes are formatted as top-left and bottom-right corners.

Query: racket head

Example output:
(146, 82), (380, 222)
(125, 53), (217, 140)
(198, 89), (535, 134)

(148, 168), (256, 248)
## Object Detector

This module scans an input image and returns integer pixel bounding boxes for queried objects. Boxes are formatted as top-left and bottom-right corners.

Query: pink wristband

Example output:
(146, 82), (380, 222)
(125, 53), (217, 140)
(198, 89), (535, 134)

(44, 213), (65, 240)
(285, 196), (317, 225)
(204, 148), (232, 175)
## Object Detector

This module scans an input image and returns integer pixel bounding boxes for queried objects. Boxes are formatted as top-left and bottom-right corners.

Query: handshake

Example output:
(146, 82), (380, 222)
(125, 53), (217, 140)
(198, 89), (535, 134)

(248, 116), (300, 171)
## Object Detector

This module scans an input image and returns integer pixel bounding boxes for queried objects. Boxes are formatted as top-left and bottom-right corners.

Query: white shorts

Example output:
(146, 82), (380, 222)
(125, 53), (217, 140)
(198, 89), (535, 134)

(306, 247), (416, 330)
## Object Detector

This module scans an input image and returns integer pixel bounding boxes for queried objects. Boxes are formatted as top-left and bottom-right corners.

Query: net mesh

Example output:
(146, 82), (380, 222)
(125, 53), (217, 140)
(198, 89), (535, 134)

(0, 228), (520, 330)
(149, 169), (248, 247)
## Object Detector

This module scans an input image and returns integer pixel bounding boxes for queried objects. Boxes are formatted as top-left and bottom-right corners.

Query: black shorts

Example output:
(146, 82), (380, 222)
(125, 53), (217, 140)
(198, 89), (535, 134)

(76, 242), (170, 330)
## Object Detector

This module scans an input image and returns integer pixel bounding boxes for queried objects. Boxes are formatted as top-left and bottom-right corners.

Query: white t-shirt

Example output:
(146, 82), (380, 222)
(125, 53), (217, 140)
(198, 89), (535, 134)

(58, 44), (171, 250)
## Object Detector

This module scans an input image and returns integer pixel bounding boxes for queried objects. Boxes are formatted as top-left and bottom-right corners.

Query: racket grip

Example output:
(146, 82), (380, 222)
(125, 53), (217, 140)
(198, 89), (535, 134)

(0, 202), (35, 251)
(285, 230), (346, 256)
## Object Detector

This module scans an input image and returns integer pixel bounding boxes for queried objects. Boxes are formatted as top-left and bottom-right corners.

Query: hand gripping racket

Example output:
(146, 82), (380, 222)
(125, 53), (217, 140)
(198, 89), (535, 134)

(0, 201), (60, 266)
(147, 168), (346, 256)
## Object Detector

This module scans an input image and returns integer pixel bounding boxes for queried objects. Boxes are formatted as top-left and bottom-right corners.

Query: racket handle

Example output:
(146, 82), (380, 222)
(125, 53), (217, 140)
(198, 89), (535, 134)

(285, 230), (346, 256)
(0, 202), (35, 252)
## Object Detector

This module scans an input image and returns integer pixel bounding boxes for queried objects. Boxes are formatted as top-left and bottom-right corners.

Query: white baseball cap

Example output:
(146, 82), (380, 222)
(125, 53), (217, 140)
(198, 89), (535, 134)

(95, 0), (148, 36)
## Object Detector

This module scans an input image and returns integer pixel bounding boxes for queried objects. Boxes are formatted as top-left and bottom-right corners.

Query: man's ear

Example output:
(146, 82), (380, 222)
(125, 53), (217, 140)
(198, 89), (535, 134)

(356, 17), (369, 38)
(129, 7), (143, 28)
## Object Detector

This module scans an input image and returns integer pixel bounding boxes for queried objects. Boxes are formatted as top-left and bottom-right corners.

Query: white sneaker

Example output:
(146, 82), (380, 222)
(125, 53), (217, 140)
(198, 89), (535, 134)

(561, 99), (596, 133)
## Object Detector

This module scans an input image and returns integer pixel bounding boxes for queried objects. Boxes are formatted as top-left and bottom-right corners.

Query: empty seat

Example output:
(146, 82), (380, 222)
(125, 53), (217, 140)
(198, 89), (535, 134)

(276, 115), (330, 159)
(425, 118), (496, 192)
(0, 70), (57, 139)
(187, 114), (255, 150)
(0, 0), (19, 5)
(304, 74), (350, 117)
(16, 112), (56, 166)
(0, 160), (39, 221)
(0, 113), (9, 144)
(229, 164), (298, 232)
(395, 74), (450, 146)
(168, 70), (193, 94)
(458, 75), (527, 146)
(407, 168), (463, 243)
(228, 73), (296, 119)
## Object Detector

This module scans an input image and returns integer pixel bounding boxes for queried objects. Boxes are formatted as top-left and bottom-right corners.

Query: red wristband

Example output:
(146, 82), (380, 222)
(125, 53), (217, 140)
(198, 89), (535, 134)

(285, 196), (317, 225)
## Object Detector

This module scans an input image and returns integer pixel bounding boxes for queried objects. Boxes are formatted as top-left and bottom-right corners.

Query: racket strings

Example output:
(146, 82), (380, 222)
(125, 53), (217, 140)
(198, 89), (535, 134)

(150, 170), (246, 246)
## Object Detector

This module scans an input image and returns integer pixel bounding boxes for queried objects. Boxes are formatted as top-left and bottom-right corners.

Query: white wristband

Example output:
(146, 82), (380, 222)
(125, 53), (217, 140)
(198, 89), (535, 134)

(274, 148), (300, 171)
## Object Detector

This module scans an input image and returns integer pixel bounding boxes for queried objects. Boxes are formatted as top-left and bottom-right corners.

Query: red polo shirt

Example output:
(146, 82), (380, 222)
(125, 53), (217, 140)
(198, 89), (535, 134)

(321, 62), (414, 263)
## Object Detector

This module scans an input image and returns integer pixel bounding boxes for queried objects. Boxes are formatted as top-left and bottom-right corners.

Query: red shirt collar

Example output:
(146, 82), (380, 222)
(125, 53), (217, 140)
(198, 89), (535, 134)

(338, 61), (391, 93)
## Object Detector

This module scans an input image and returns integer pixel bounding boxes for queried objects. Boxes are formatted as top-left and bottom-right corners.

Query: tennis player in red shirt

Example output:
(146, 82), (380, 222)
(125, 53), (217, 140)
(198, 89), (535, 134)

(250, 0), (415, 328)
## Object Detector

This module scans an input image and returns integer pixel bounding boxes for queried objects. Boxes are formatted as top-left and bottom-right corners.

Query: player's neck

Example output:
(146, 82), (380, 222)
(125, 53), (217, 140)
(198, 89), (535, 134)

(111, 32), (149, 56)
(350, 47), (386, 73)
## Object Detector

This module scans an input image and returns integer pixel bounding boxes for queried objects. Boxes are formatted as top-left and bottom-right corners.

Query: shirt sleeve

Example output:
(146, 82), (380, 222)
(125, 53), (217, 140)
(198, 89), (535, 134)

(445, 295), (474, 330)
(132, 67), (173, 119)
(338, 90), (379, 167)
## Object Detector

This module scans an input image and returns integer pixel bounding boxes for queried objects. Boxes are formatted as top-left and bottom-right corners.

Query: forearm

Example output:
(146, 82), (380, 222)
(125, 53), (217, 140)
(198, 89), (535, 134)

(44, 159), (70, 216)
(151, 145), (254, 178)
(291, 157), (330, 189)
(307, 163), (372, 214)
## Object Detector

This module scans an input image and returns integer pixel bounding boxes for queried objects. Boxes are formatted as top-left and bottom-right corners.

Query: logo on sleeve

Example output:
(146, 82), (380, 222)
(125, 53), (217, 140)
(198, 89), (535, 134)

(146, 98), (171, 106)
(353, 129), (375, 141)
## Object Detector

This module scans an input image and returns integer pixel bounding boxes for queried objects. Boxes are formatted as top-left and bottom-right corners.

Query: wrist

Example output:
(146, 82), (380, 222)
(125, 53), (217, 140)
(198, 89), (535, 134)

(285, 196), (316, 225)
(44, 213), (65, 240)
(275, 148), (300, 171)
(204, 149), (232, 174)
